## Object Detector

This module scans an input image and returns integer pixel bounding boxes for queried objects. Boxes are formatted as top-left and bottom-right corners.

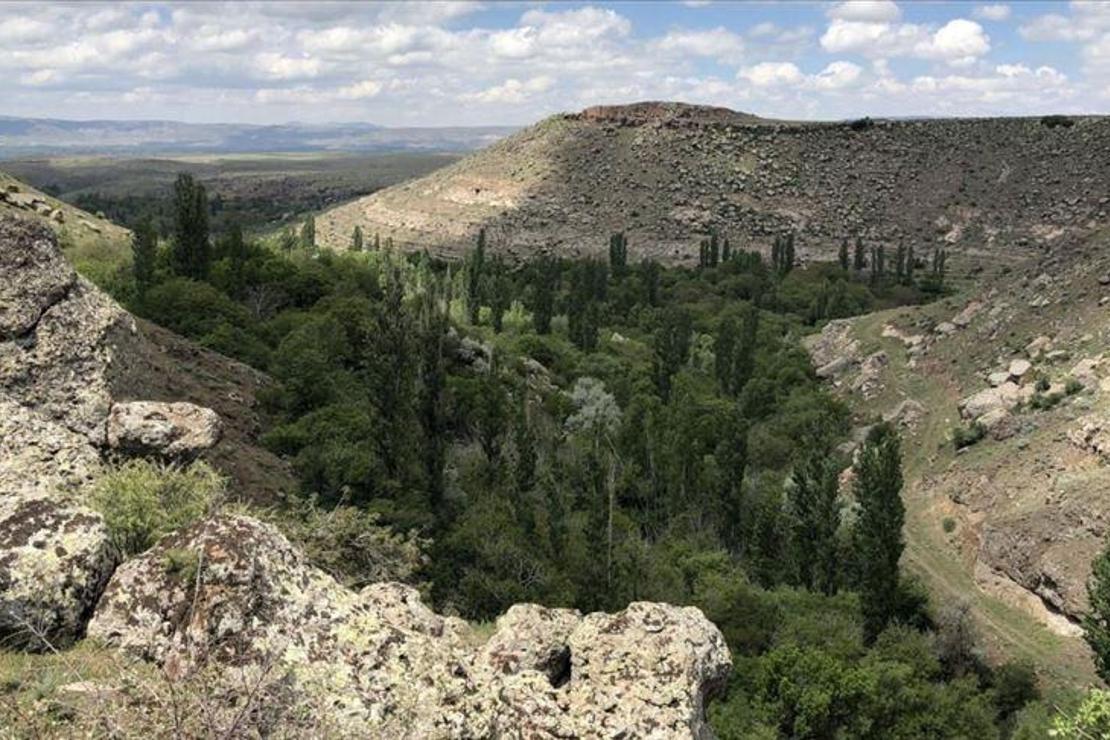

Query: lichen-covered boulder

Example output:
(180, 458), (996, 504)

(0, 217), (138, 444)
(88, 515), (732, 737)
(0, 494), (114, 649)
(0, 396), (113, 649)
(106, 401), (222, 460)
(0, 217), (76, 340)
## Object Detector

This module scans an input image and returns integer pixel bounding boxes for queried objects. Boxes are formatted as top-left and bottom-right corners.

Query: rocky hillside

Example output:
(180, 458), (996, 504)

(0, 215), (731, 735)
(317, 102), (1110, 264)
(804, 225), (1110, 684)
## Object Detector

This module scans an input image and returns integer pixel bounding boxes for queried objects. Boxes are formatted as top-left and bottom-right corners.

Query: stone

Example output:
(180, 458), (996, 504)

(0, 217), (76, 340)
(883, 398), (926, 429)
(951, 301), (982, 328)
(978, 408), (1016, 441)
(1070, 357), (1102, 390)
(988, 371), (1011, 387)
(936, 321), (957, 335)
(960, 381), (1023, 420)
(1025, 335), (1052, 358)
(1008, 359), (1032, 380)
(88, 515), (731, 737)
(106, 401), (222, 460)
(0, 494), (115, 650)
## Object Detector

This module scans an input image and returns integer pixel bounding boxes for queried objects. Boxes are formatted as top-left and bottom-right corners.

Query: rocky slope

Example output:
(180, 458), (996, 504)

(804, 227), (1110, 682)
(317, 102), (1110, 264)
(0, 214), (731, 734)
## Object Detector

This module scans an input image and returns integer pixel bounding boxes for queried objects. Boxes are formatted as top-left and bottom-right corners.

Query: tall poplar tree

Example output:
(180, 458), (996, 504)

(854, 423), (905, 643)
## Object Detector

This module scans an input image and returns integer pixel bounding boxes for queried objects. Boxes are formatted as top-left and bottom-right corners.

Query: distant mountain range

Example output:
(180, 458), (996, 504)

(0, 116), (518, 157)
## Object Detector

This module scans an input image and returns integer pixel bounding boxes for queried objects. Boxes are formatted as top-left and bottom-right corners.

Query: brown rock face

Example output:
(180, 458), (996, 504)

(88, 515), (731, 737)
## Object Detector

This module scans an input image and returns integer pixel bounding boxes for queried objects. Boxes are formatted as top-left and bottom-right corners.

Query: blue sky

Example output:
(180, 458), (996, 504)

(0, 1), (1106, 126)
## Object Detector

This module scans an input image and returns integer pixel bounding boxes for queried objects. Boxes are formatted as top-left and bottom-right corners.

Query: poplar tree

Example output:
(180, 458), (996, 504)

(172, 173), (210, 279)
(351, 226), (364, 251)
(131, 218), (158, 299)
(839, 238), (850, 271)
(301, 215), (316, 250)
(653, 307), (692, 402)
(854, 423), (905, 643)
(488, 257), (511, 333)
(853, 236), (866, 273)
(1084, 544), (1110, 682)
(467, 229), (486, 325)
(790, 449), (842, 595)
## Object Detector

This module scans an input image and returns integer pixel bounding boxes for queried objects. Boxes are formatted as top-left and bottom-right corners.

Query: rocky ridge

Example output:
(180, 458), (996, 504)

(318, 102), (1110, 264)
(0, 215), (731, 733)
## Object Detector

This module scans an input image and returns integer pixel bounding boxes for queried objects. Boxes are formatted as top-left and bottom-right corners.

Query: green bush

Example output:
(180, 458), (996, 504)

(89, 459), (225, 556)
(942, 517), (957, 534)
(1065, 377), (1084, 395)
(952, 422), (986, 450)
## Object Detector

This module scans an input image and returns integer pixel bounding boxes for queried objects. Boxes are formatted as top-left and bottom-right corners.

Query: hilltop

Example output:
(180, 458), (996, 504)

(317, 102), (1110, 263)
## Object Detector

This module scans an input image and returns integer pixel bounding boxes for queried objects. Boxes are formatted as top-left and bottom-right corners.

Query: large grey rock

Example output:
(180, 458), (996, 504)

(0, 217), (76, 340)
(88, 515), (731, 737)
(106, 401), (222, 460)
(0, 494), (114, 650)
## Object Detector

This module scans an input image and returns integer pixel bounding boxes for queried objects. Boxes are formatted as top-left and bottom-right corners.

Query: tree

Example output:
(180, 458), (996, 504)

(171, 173), (210, 279)
(301, 215), (316, 250)
(1084, 541), (1110, 683)
(853, 423), (905, 643)
(131, 218), (158, 299)
(904, 245), (915, 285)
(715, 304), (759, 396)
(652, 307), (692, 402)
(351, 226), (364, 251)
(530, 257), (557, 334)
(722, 236), (732, 263)
(789, 449), (842, 595)
(279, 226), (297, 254)
(838, 238), (850, 271)
(853, 236), (866, 273)
(467, 229), (486, 324)
(609, 232), (628, 278)
(488, 257), (511, 333)
(641, 260), (661, 306)
(417, 287), (449, 521)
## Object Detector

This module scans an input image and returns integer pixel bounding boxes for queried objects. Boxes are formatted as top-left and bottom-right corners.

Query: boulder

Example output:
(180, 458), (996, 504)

(978, 408), (1016, 441)
(88, 515), (731, 737)
(987, 371), (1011, 387)
(1025, 335), (1052, 358)
(0, 218), (76, 340)
(1008, 359), (1032, 381)
(0, 495), (115, 650)
(960, 381), (1024, 421)
(106, 401), (222, 460)
(1070, 357), (1102, 390)
(883, 399), (926, 429)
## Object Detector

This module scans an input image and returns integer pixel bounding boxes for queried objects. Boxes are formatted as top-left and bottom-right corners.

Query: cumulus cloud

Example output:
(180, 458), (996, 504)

(739, 62), (805, 88)
(652, 27), (745, 64)
(461, 75), (555, 104)
(974, 4), (1011, 22)
(826, 1), (901, 23)
(821, 16), (989, 66)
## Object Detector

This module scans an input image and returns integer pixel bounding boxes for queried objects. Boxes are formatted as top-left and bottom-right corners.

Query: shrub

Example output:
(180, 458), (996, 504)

(89, 459), (225, 556)
(1030, 391), (1064, 410)
(952, 422), (986, 450)
(1041, 114), (1075, 129)
(1065, 377), (1084, 395)
(848, 117), (875, 131)
(1035, 377), (1051, 393)
(942, 517), (957, 534)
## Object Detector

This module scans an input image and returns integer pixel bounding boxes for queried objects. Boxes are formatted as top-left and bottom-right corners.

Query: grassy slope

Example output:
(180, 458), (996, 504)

(840, 244), (1105, 687)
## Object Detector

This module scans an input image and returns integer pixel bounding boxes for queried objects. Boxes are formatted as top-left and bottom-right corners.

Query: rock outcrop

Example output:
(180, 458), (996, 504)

(89, 515), (731, 737)
(106, 401), (222, 460)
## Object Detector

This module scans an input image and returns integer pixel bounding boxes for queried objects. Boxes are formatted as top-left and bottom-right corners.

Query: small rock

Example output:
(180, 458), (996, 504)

(106, 401), (222, 460)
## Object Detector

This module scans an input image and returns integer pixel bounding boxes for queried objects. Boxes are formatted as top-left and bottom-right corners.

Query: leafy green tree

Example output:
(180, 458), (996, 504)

(351, 225), (364, 251)
(279, 226), (297, 254)
(1084, 541), (1110, 682)
(652, 307), (692, 401)
(853, 236), (866, 273)
(529, 257), (557, 334)
(467, 229), (486, 324)
(789, 449), (842, 595)
(641, 259), (661, 306)
(854, 423), (905, 643)
(838, 238), (850, 271)
(171, 173), (210, 279)
(301, 215), (316, 250)
(416, 288), (449, 520)
(488, 257), (511, 333)
(609, 232), (628, 278)
(131, 217), (158, 299)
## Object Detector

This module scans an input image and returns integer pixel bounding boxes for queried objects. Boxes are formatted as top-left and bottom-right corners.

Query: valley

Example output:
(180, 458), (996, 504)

(2, 101), (1110, 738)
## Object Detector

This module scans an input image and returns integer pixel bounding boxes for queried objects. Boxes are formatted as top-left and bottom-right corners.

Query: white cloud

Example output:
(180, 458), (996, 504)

(821, 17), (989, 66)
(653, 27), (745, 64)
(253, 53), (323, 80)
(974, 4), (1011, 22)
(461, 75), (555, 104)
(739, 62), (805, 88)
(20, 69), (58, 86)
(812, 60), (863, 90)
(336, 79), (383, 99)
(827, 1), (901, 23)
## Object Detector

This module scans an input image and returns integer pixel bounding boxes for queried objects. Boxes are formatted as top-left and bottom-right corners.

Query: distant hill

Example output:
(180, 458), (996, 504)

(0, 115), (517, 157)
(316, 101), (1110, 263)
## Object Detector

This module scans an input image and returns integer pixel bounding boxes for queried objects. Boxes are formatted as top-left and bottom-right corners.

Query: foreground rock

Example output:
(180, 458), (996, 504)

(88, 515), (730, 737)
(0, 398), (113, 649)
(107, 401), (222, 460)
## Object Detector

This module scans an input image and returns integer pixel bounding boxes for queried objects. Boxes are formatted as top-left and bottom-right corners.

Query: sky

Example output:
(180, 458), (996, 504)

(0, 0), (1107, 127)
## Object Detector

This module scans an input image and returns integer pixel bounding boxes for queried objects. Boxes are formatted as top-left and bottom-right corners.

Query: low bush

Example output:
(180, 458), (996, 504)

(89, 459), (225, 556)
(952, 422), (986, 450)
